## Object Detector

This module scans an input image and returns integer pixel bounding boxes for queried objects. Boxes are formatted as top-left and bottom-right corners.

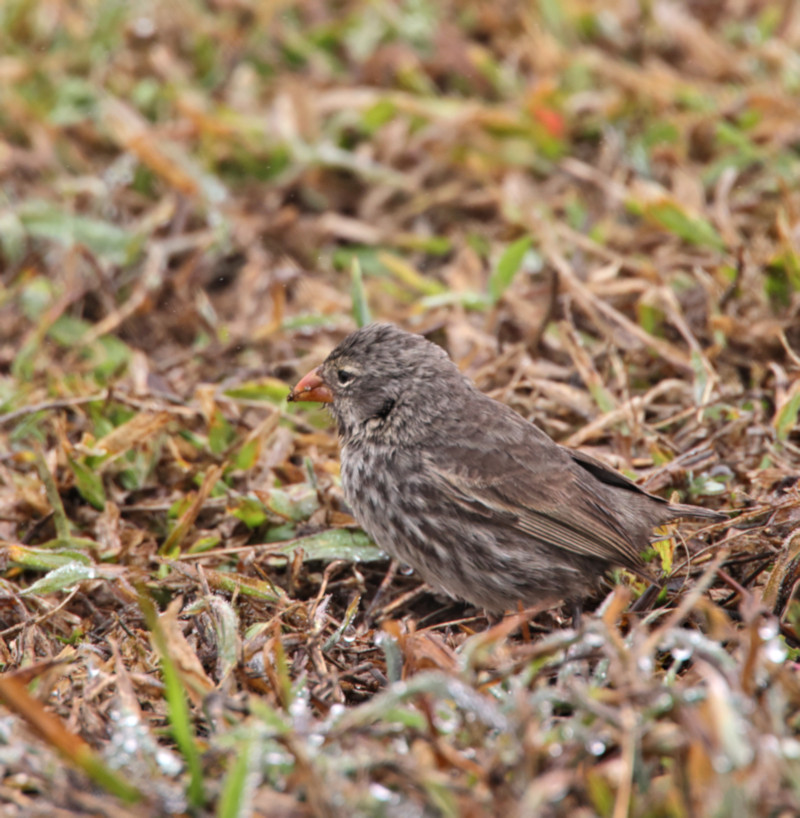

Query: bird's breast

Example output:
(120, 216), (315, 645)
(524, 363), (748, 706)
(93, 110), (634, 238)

(340, 442), (418, 527)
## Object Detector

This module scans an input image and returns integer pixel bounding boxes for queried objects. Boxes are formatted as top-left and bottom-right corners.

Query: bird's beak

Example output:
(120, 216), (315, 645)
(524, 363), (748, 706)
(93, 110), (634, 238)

(288, 366), (334, 403)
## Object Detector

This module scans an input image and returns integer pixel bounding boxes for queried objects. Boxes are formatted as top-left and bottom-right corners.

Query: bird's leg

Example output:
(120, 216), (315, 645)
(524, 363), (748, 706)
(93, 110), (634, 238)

(363, 558), (399, 624)
(630, 582), (664, 613)
(570, 600), (583, 630)
(484, 610), (505, 627)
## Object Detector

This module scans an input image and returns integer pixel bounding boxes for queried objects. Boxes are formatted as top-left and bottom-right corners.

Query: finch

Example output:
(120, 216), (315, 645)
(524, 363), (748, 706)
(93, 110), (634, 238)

(289, 323), (724, 613)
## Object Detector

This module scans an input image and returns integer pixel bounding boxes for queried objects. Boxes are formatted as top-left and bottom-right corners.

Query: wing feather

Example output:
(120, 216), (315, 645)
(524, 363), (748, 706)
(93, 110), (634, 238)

(428, 430), (646, 570)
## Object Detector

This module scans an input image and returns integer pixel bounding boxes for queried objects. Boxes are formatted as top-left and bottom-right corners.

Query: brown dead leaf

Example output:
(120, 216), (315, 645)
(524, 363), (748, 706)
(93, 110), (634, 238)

(95, 412), (171, 458)
(152, 597), (214, 705)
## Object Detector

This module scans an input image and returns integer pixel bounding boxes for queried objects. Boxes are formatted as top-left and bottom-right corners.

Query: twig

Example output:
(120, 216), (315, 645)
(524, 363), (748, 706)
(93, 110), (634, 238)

(613, 707), (637, 818)
(0, 394), (108, 427)
(642, 549), (727, 656)
(363, 559), (399, 624)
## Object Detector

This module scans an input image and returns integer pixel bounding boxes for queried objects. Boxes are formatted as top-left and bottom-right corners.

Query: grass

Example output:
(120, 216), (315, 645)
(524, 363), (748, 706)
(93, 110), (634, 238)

(0, 0), (799, 815)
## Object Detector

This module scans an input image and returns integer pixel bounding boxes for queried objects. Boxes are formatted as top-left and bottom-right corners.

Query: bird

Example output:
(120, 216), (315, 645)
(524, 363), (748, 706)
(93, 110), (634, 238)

(288, 323), (724, 614)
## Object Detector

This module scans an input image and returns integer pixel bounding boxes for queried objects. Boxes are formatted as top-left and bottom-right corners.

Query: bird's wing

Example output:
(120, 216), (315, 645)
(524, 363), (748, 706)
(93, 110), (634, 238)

(566, 447), (666, 500)
(428, 421), (646, 569)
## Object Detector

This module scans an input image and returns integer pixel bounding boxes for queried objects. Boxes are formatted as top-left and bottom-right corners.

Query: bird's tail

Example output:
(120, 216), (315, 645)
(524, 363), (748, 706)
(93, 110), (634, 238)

(666, 503), (727, 523)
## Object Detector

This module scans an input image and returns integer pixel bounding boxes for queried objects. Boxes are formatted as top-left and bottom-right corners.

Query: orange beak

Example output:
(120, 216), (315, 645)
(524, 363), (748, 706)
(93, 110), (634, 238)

(288, 366), (334, 403)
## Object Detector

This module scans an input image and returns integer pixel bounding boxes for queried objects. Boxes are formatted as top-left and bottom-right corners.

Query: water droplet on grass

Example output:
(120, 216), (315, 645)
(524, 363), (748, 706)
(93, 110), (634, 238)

(759, 621), (779, 641)
(764, 639), (787, 663)
(588, 740), (606, 756)
(369, 783), (395, 803)
(672, 646), (693, 663)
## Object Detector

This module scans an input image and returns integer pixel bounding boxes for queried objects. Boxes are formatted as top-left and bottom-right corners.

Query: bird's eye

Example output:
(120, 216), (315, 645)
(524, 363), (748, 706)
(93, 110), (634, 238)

(336, 369), (355, 385)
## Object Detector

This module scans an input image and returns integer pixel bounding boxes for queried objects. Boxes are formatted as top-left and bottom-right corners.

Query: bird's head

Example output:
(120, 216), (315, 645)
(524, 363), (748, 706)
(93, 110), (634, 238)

(288, 323), (464, 441)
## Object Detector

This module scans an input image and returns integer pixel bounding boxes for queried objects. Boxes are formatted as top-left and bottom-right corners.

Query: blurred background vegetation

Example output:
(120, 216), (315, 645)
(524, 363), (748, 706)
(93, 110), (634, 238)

(0, 1), (799, 816)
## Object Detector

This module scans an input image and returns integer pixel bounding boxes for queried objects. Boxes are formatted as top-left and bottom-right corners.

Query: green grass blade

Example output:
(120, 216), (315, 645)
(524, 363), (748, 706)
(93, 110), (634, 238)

(137, 587), (205, 809)
(217, 733), (254, 818)
(351, 258), (371, 327)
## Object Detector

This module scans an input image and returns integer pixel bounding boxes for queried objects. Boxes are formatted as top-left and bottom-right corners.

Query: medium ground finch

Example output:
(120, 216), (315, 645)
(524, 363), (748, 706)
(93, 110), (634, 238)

(289, 323), (724, 613)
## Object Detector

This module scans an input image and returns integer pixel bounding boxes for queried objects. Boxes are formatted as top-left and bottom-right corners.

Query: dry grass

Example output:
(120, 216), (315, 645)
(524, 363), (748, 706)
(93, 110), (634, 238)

(0, 1), (799, 815)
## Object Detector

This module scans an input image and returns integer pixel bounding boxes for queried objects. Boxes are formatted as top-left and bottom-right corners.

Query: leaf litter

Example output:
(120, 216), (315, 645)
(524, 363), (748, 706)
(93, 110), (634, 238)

(0, 1), (799, 816)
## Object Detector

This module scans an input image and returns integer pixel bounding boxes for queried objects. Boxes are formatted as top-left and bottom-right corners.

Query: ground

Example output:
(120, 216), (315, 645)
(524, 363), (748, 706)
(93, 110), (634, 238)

(0, 1), (800, 816)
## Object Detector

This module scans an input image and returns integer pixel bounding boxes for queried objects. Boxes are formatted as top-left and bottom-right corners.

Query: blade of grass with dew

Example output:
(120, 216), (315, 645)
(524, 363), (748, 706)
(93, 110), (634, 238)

(208, 596), (239, 681)
(137, 587), (205, 809)
(8, 544), (93, 570)
(331, 671), (507, 733)
(276, 529), (384, 563)
(375, 628), (405, 684)
(0, 674), (143, 805)
(217, 731), (255, 818)
(324, 593), (362, 650)
(20, 563), (97, 596)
